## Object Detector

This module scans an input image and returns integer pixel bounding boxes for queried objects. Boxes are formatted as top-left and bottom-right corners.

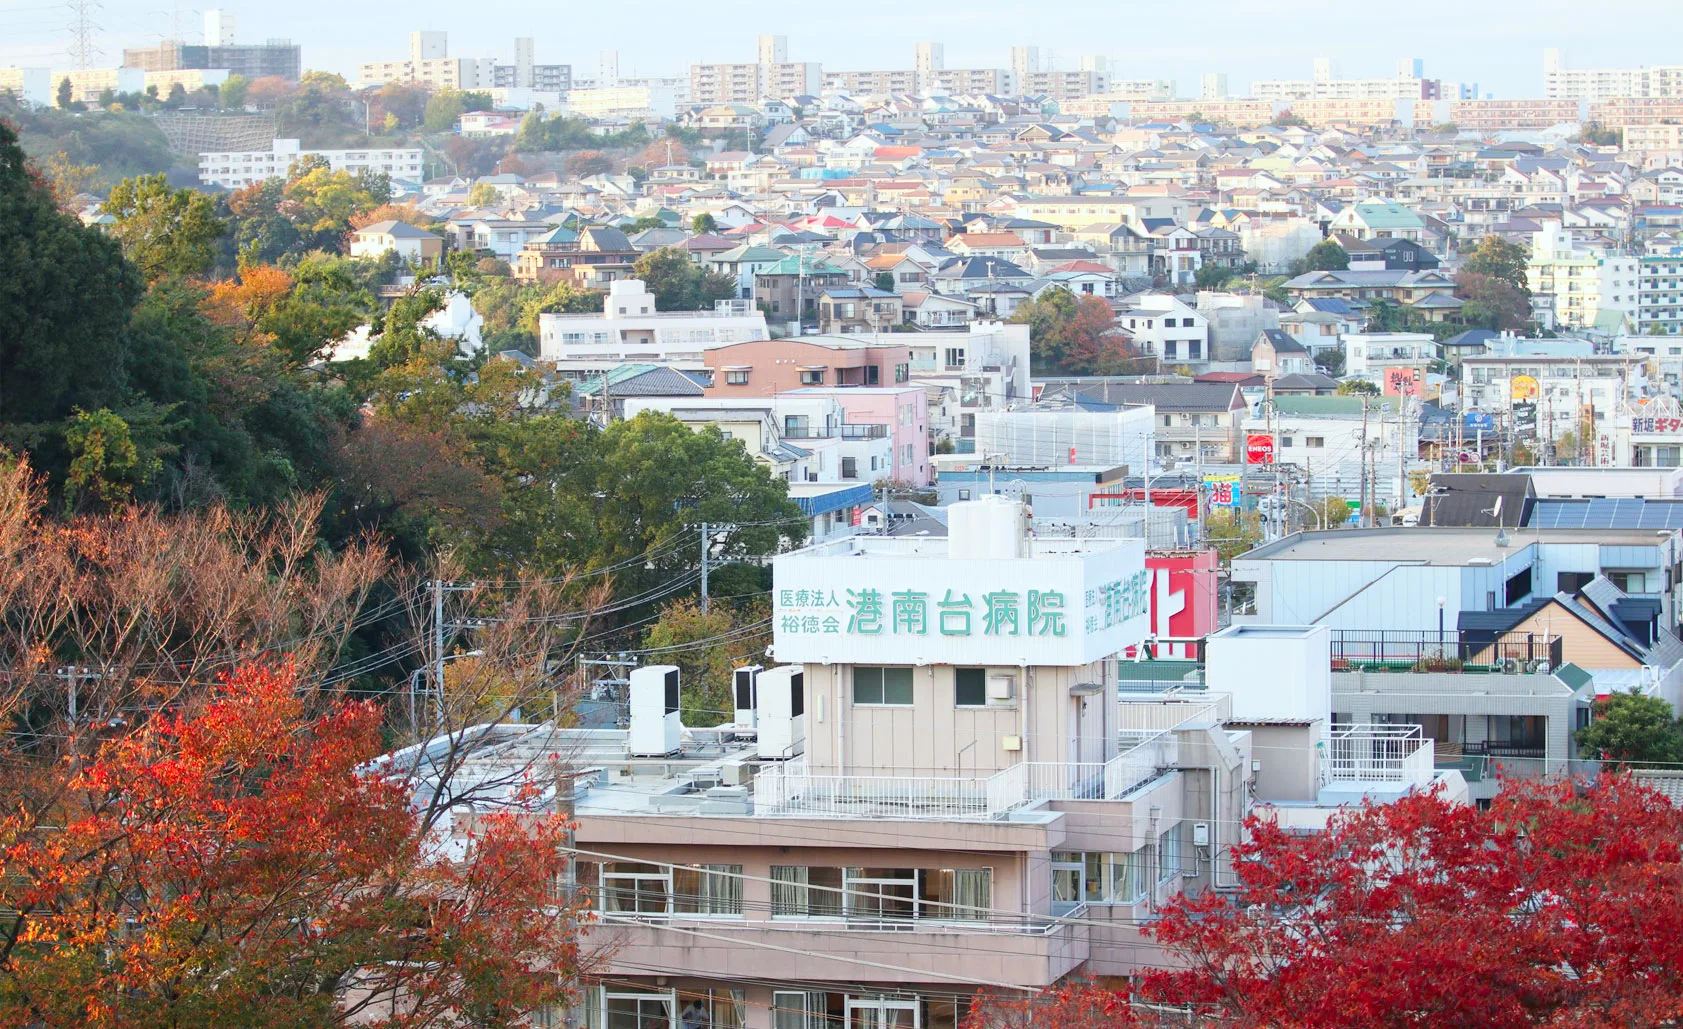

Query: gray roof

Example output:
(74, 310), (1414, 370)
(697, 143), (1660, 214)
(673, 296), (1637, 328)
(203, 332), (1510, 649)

(1075, 381), (1246, 413)
(356, 219), (439, 239)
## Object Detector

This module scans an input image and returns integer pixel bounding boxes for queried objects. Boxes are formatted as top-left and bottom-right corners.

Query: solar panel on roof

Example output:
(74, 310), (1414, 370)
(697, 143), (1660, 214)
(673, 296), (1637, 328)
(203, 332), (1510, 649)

(1530, 497), (1683, 530)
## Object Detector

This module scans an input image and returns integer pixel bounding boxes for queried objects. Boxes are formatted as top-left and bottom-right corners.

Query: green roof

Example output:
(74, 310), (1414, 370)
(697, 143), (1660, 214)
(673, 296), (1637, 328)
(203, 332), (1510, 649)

(1273, 395), (1402, 416)
(1350, 199), (1425, 230)
(758, 255), (846, 276)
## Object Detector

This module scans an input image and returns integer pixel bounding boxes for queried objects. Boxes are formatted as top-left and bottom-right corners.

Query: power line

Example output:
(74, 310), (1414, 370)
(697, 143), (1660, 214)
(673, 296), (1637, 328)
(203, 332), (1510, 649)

(65, 0), (100, 68)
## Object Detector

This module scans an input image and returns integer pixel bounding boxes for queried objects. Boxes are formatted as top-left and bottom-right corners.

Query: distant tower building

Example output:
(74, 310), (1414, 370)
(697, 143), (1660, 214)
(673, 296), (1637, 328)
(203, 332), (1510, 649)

(410, 30), (447, 63)
(1312, 56), (1334, 82)
(598, 49), (620, 88)
(204, 9), (236, 47)
(513, 36), (534, 88)
(1398, 57), (1423, 78)
(914, 41), (943, 92)
(1079, 54), (1108, 74)
(756, 34), (787, 67)
(1010, 45), (1041, 80)
(1201, 72), (1228, 100)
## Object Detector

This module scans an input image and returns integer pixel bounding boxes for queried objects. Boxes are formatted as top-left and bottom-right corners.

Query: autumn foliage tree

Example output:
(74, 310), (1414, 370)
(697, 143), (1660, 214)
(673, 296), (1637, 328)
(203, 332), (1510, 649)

(0, 662), (585, 1029)
(971, 776), (1683, 1029)
(1010, 289), (1147, 375)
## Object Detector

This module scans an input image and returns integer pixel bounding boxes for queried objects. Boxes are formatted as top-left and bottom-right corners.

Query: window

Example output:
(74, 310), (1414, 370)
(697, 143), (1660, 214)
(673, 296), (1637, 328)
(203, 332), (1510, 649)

(954, 668), (987, 707)
(1052, 852), (1146, 910)
(1306, 436), (1325, 448)
(598, 861), (743, 917)
(1159, 825), (1182, 884)
(1164, 341), (1177, 359)
(784, 415), (809, 437)
(799, 369), (824, 385)
(853, 666), (913, 705)
(865, 364), (880, 385)
(771, 865), (844, 917)
(725, 369), (749, 385)
(771, 865), (990, 921)
(895, 362), (909, 382)
(841, 456), (858, 479)
(1504, 566), (1533, 606)
(1230, 580), (1257, 616)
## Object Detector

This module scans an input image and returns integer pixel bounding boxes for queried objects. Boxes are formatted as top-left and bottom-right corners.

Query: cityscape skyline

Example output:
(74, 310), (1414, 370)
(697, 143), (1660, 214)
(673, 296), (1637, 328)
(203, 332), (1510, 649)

(3, 0), (1683, 97)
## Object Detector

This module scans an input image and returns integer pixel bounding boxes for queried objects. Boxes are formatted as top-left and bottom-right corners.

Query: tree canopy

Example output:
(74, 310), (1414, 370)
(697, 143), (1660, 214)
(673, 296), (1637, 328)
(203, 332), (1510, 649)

(632, 247), (738, 311)
(1576, 689), (1683, 766)
(1009, 290), (1146, 375)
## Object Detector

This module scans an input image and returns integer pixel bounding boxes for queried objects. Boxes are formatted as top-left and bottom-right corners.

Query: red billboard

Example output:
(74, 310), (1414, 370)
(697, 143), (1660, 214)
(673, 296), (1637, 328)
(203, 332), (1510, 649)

(1383, 366), (1423, 397)
(1245, 433), (1276, 465)
(1123, 550), (1221, 659)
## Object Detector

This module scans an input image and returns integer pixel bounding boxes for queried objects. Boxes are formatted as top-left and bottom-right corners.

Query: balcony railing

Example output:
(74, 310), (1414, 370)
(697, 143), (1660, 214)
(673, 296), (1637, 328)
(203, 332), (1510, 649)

(1330, 630), (1563, 674)
(755, 721), (1191, 820)
(1325, 723), (1436, 787)
(781, 424), (890, 440)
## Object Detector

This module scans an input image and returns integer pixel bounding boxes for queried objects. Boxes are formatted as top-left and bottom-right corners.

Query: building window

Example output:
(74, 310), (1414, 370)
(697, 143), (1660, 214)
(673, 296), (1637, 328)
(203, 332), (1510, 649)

(841, 456), (857, 479)
(1051, 852), (1146, 909)
(595, 861), (744, 917)
(865, 365), (880, 385)
(1306, 436), (1325, 448)
(800, 369), (824, 385)
(1158, 825), (1181, 884)
(725, 370), (749, 385)
(853, 666), (913, 705)
(1230, 580), (1257, 616)
(895, 363), (909, 382)
(954, 668), (987, 707)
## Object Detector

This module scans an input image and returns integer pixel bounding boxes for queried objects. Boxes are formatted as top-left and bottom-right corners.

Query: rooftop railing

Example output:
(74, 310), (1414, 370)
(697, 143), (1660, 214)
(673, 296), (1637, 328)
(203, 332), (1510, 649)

(755, 703), (1211, 820)
(1330, 630), (1563, 674)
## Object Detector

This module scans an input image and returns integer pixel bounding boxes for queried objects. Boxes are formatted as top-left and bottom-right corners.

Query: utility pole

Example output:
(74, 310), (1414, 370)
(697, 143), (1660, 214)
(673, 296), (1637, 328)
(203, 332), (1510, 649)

(699, 522), (710, 613)
(431, 579), (446, 724)
(55, 665), (99, 724)
(1359, 397), (1370, 527)
(1397, 398), (1409, 516)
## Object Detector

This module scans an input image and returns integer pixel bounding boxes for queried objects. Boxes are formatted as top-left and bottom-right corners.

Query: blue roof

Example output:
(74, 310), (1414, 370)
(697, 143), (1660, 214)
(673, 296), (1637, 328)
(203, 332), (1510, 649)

(1529, 498), (1683, 530)
(792, 484), (874, 517)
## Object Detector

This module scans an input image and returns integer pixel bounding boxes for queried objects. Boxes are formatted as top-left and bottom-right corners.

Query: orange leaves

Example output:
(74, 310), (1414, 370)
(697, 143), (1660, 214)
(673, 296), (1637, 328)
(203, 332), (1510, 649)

(201, 264), (293, 347)
(0, 660), (585, 1029)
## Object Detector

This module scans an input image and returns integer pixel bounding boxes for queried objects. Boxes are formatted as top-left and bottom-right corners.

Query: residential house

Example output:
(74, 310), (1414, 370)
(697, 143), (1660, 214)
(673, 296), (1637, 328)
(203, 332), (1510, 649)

(347, 220), (443, 263)
(818, 287), (904, 334)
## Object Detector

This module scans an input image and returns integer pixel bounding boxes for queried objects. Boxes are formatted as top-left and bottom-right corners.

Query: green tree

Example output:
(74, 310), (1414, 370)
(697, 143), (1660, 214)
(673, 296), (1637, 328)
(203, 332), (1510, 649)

(873, 271), (895, 292)
(63, 407), (161, 507)
(103, 174), (226, 280)
(632, 247), (738, 311)
(281, 162), (391, 248)
(0, 120), (144, 432)
(218, 73), (249, 109)
(691, 212), (718, 234)
(1314, 497), (1352, 528)
(422, 91), (468, 134)
(1457, 271), (1533, 333)
(468, 181), (499, 206)
(1336, 379), (1380, 396)
(1461, 235), (1531, 293)
(642, 598), (770, 726)
(1205, 507), (1263, 563)
(1194, 262), (1236, 289)
(1575, 690), (1683, 767)
(56, 76), (72, 110)
(1009, 290), (1145, 375)
(1303, 239), (1349, 271)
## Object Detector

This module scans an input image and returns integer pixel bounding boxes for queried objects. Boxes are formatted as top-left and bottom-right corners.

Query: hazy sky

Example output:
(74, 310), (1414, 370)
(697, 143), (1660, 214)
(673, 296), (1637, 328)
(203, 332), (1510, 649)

(5, 0), (1682, 97)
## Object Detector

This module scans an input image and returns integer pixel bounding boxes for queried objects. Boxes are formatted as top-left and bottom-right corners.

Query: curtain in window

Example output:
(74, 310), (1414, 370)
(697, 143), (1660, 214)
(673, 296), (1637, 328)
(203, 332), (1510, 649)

(704, 864), (743, 914)
(953, 868), (991, 920)
(771, 865), (807, 916)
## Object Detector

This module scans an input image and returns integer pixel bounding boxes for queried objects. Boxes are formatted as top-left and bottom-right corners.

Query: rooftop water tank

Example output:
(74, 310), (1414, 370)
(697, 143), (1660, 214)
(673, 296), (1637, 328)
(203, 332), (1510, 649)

(948, 494), (1030, 560)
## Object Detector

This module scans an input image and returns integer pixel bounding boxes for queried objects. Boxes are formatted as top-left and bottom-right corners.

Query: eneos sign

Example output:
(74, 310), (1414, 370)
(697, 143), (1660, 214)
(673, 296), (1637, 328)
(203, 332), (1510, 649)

(1245, 433), (1276, 465)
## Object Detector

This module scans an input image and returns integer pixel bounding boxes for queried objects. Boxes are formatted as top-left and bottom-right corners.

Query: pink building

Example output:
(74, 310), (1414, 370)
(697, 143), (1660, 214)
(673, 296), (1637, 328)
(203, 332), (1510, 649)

(703, 337), (913, 397)
(790, 386), (931, 487)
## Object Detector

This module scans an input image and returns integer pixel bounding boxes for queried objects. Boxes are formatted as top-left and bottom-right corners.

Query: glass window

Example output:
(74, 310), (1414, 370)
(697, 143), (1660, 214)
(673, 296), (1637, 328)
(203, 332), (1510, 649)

(954, 668), (987, 707)
(1051, 851), (1082, 906)
(844, 867), (917, 920)
(725, 370), (749, 385)
(800, 369), (824, 385)
(854, 666), (913, 705)
(1159, 827), (1181, 884)
(771, 865), (843, 918)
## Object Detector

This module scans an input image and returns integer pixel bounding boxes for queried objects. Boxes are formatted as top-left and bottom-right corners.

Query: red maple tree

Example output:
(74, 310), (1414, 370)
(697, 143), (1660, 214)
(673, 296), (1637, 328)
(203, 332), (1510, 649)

(969, 777), (1683, 1029)
(0, 663), (584, 1029)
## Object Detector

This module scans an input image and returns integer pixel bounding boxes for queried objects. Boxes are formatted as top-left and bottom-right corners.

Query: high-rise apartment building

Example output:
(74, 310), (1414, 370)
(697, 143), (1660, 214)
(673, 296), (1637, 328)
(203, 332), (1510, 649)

(914, 41), (943, 93)
(359, 32), (569, 93)
(1201, 72), (1228, 100)
(1009, 45), (1041, 81)
(1544, 48), (1683, 102)
(121, 7), (301, 81)
(690, 35), (820, 105)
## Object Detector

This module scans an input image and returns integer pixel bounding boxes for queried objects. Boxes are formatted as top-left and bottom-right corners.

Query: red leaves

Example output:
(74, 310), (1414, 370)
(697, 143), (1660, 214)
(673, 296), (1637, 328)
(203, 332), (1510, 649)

(0, 662), (583, 1029)
(987, 778), (1683, 1028)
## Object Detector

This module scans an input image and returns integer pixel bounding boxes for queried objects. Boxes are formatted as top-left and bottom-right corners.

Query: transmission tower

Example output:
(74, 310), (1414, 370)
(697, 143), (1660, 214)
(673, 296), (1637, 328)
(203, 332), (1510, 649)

(66, 0), (102, 69)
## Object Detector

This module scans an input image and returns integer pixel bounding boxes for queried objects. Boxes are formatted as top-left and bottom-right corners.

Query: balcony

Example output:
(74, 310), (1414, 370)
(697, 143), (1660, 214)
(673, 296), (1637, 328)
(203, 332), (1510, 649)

(1325, 723), (1436, 788)
(780, 424), (889, 440)
(1330, 630), (1563, 674)
(753, 703), (1221, 820)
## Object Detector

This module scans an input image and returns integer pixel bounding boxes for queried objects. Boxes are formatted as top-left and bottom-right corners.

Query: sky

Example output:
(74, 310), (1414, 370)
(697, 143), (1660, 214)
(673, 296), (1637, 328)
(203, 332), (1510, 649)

(4, 0), (1683, 97)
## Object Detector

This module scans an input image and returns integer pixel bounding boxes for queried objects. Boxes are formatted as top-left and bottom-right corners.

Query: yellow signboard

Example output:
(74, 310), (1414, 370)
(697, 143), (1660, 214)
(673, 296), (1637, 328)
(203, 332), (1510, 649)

(1510, 374), (1539, 402)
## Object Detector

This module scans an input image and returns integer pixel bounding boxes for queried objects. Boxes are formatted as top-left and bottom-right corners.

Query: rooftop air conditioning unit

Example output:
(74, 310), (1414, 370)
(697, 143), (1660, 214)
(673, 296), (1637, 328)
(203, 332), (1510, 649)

(733, 665), (763, 728)
(756, 665), (806, 760)
(628, 665), (682, 757)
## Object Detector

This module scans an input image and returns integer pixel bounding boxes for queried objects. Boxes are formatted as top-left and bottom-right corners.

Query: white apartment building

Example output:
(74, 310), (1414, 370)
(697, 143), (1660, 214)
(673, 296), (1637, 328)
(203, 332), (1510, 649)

(198, 138), (424, 189)
(690, 37), (822, 105)
(537, 279), (769, 371)
(1544, 48), (1683, 102)
(623, 394), (896, 489)
(1116, 294), (1211, 365)
(1637, 243), (1683, 336)
(565, 85), (677, 121)
(1251, 58), (1431, 102)
(1344, 332), (1438, 379)
(1525, 224), (1638, 332)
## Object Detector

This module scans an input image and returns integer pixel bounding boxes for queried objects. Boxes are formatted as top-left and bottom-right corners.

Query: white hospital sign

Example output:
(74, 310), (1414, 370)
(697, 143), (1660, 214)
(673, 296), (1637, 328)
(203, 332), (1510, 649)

(771, 539), (1150, 666)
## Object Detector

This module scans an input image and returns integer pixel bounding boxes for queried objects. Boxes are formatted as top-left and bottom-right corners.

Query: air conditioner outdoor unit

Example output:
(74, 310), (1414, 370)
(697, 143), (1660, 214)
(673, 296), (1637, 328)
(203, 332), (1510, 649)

(756, 665), (806, 760)
(733, 665), (763, 727)
(987, 674), (1017, 701)
(628, 665), (682, 757)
